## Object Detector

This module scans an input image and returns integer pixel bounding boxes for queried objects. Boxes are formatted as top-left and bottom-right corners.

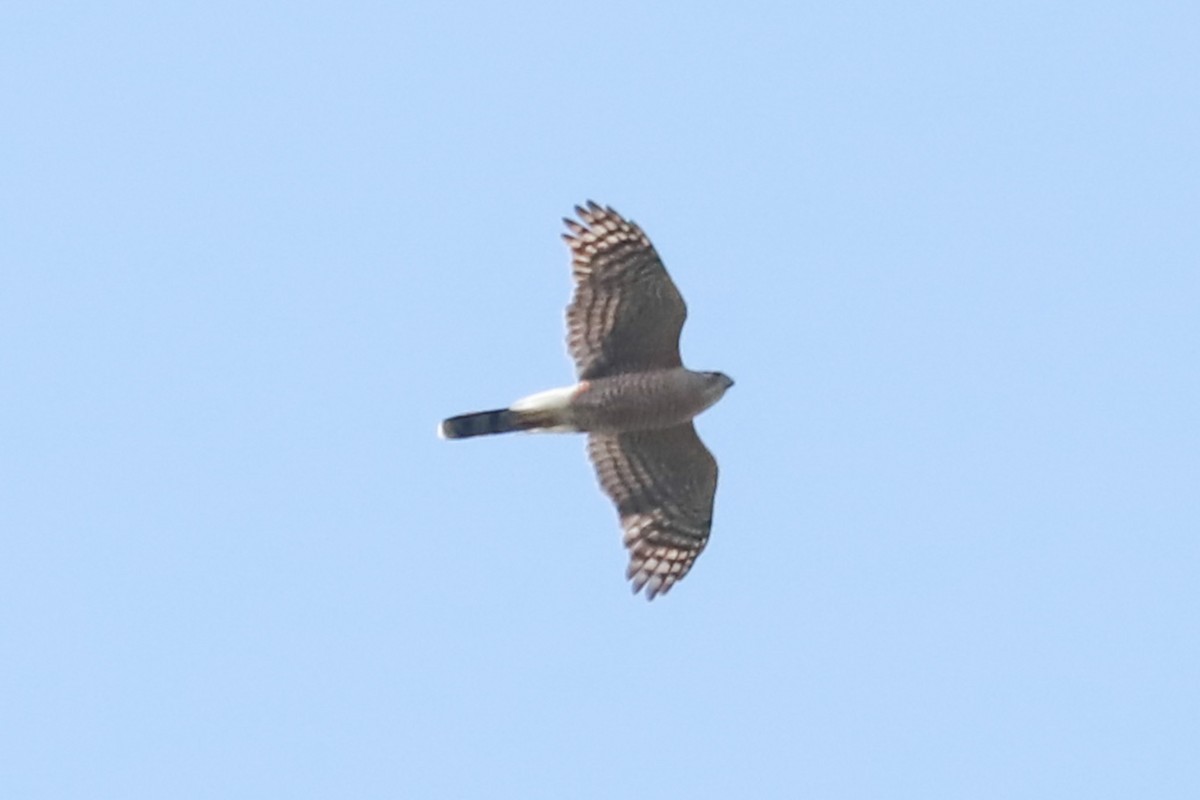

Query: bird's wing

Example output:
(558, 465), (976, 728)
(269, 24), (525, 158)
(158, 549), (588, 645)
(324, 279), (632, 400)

(563, 202), (686, 380)
(587, 423), (718, 599)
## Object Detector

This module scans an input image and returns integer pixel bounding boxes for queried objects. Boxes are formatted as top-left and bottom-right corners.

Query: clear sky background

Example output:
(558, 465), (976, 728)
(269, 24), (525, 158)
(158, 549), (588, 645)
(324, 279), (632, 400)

(3, 2), (1198, 798)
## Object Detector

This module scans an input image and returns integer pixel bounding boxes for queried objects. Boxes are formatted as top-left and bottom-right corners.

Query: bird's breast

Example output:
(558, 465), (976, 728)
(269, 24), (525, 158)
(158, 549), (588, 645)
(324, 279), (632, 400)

(568, 369), (716, 433)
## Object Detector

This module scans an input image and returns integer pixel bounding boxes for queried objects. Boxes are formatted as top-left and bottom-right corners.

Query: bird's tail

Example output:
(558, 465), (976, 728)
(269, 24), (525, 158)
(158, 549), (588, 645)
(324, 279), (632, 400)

(438, 408), (546, 439)
(439, 385), (580, 440)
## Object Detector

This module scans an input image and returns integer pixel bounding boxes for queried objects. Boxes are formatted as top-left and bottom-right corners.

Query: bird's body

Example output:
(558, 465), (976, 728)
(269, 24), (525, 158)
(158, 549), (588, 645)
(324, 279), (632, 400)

(439, 368), (730, 439)
(439, 202), (732, 599)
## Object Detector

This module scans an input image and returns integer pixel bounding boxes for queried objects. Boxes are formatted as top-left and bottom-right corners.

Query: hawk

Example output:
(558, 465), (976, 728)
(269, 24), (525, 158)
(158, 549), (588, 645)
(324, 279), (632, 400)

(439, 202), (733, 599)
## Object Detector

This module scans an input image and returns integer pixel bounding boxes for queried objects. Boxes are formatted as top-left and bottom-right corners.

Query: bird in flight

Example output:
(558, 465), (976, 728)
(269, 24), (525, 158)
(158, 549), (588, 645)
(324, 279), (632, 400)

(439, 202), (733, 599)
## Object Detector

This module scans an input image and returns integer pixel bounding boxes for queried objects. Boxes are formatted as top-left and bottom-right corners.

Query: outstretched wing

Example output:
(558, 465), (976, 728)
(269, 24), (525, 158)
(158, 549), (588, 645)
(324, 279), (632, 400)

(587, 423), (718, 599)
(563, 202), (687, 380)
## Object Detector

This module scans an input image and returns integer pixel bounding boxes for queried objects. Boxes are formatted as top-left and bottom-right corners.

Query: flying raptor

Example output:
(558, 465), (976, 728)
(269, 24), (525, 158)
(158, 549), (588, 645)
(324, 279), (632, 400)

(439, 202), (733, 599)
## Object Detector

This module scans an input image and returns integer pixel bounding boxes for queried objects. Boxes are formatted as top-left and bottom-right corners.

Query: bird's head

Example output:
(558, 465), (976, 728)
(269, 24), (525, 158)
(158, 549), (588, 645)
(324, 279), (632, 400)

(702, 371), (735, 402)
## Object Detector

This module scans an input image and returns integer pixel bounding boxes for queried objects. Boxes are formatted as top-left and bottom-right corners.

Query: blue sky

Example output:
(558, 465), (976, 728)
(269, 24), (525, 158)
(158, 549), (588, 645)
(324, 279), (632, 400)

(3, 2), (1198, 797)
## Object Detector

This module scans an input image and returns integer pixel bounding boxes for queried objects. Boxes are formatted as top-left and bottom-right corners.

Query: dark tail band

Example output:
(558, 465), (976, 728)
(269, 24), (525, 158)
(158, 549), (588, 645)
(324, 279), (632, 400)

(439, 408), (533, 439)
